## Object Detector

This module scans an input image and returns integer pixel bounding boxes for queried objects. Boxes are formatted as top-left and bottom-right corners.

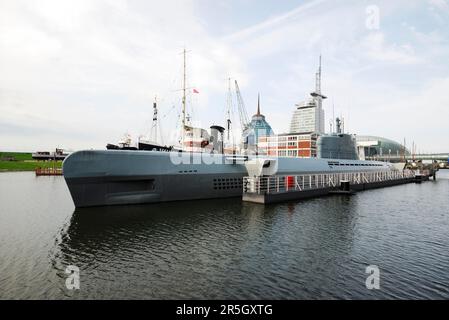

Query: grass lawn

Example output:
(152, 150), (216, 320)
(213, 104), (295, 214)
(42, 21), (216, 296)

(0, 152), (33, 161)
(0, 152), (62, 171)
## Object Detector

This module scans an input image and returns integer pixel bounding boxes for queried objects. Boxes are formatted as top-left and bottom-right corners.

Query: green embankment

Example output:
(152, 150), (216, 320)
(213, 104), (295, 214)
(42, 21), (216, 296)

(0, 152), (62, 172)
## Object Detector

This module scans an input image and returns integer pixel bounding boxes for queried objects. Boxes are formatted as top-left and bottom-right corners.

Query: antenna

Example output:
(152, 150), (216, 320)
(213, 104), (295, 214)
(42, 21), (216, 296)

(402, 137), (406, 161)
(412, 140), (415, 160)
(335, 117), (342, 134)
(310, 55), (327, 134)
(332, 100), (335, 134)
(316, 55), (322, 94)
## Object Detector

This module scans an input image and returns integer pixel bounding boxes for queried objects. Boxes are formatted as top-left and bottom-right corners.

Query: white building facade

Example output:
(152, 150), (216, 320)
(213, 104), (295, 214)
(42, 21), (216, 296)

(289, 56), (326, 134)
(289, 98), (325, 134)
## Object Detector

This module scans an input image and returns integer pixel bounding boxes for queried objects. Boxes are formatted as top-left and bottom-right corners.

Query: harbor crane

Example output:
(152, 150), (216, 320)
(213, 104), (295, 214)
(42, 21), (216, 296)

(234, 80), (251, 131)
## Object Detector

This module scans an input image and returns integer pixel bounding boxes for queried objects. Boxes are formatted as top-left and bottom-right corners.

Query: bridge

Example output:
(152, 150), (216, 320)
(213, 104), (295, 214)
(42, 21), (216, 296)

(366, 153), (449, 163)
(365, 153), (449, 169)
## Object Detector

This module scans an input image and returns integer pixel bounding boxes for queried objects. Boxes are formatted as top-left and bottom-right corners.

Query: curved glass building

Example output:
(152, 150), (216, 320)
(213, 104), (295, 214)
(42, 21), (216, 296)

(356, 135), (409, 159)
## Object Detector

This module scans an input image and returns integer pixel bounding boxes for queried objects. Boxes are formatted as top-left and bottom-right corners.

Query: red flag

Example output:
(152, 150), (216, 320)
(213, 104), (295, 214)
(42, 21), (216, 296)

(193, 88), (199, 94)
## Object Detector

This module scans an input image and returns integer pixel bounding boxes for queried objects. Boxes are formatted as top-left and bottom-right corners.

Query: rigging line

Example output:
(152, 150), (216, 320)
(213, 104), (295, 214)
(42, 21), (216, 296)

(158, 117), (165, 145)
(173, 110), (182, 145)
(160, 104), (177, 119)
(187, 92), (194, 124)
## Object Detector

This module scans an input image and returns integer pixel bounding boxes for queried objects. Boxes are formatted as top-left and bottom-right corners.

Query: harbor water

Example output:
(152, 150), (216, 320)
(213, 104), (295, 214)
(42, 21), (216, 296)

(0, 171), (448, 299)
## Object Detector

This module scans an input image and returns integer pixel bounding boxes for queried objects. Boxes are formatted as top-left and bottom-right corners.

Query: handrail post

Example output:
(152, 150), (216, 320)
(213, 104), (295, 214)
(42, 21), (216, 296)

(267, 177), (270, 194)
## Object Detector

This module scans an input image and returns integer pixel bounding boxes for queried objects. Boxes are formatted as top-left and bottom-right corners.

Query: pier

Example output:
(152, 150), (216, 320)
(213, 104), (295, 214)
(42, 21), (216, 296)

(35, 167), (63, 176)
(242, 170), (429, 204)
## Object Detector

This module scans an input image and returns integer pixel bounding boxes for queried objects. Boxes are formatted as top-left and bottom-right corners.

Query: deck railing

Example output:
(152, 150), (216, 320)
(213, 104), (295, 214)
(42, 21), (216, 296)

(243, 170), (416, 195)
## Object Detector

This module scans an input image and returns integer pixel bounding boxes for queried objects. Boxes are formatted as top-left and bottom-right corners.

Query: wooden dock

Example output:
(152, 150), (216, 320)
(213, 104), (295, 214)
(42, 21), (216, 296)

(35, 167), (63, 176)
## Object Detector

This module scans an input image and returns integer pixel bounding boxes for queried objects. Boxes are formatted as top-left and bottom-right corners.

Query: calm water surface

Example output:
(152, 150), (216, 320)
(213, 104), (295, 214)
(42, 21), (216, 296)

(1, 170), (449, 299)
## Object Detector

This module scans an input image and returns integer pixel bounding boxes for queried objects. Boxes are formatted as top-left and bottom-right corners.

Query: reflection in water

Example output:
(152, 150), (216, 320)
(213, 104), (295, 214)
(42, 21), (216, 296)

(54, 199), (274, 299)
(51, 197), (365, 299)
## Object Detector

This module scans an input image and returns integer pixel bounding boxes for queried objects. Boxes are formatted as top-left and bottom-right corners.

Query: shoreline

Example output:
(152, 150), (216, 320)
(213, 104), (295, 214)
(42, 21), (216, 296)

(0, 169), (61, 173)
(0, 164), (63, 172)
(1, 151), (63, 172)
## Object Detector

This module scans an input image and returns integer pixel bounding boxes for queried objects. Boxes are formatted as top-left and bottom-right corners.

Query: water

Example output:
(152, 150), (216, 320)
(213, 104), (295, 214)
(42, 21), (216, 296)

(1, 171), (449, 299)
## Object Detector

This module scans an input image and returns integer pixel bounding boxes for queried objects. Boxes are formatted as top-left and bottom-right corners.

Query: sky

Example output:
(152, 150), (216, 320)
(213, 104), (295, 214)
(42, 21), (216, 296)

(1, 0), (448, 153)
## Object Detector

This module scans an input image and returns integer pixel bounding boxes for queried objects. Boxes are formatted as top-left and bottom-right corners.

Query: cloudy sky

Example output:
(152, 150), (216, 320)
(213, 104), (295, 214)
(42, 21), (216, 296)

(1, 0), (448, 153)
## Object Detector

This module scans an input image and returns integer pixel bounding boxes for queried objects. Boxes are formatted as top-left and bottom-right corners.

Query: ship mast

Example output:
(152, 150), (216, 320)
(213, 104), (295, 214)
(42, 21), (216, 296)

(151, 96), (158, 143)
(181, 48), (187, 148)
(226, 77), (232, 142)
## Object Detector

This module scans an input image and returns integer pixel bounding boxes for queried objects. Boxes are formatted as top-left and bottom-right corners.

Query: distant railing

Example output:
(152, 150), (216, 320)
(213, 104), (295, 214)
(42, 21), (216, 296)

(243, 170), (416, 195)
(366, 154), (449, 161)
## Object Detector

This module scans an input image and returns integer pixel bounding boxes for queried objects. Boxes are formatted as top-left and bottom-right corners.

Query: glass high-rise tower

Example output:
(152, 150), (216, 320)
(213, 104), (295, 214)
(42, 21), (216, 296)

(289, 56), (326, 134)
